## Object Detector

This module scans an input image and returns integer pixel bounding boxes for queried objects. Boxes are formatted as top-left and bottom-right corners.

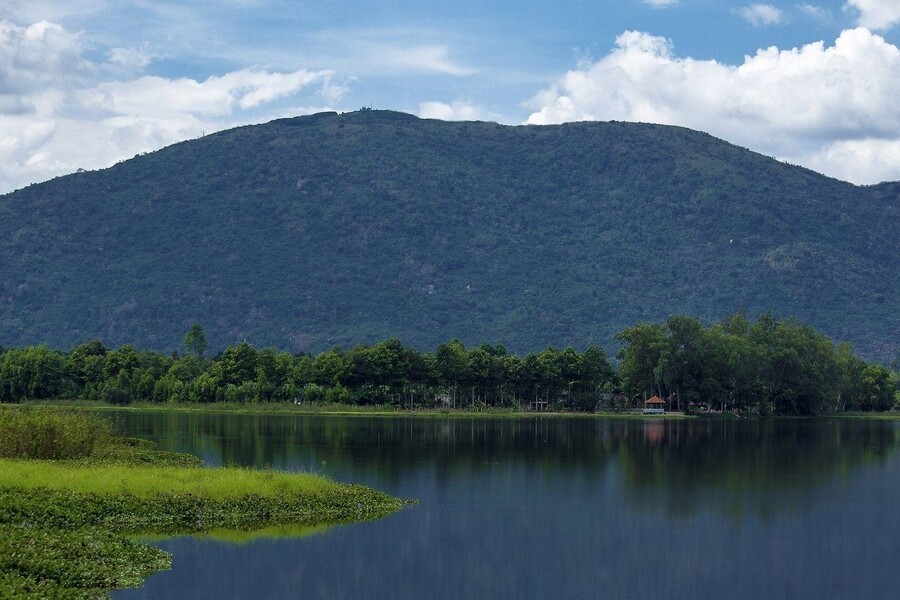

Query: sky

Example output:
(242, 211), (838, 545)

(2, 0), (900, 193)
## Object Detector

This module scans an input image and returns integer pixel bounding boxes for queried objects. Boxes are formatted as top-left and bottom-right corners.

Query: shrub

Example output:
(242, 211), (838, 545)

(0, 407), (113, 459)
(103, 387), (132, 406)
(302, 383), (326, 403)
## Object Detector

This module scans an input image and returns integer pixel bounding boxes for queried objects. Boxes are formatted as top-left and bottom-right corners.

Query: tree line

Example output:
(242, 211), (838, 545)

(0, 314), (897, 415)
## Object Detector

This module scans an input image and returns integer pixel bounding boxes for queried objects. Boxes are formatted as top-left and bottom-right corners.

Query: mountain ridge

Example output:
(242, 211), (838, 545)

(1, 110), (897, 361)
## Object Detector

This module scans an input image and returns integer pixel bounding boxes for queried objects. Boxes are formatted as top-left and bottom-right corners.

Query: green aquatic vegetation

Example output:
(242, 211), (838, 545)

(0, 524), (170, 600)
(0, 482), (405, 537)
(0, 408), (408, 598)
(0, 470), (405, 598)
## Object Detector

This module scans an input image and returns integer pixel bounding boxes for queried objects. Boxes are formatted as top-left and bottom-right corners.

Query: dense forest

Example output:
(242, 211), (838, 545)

(1, 315), (896, 416)
(1, 110), (897, 361)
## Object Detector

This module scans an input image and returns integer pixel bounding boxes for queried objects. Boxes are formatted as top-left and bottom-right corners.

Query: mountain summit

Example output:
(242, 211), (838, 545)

(1, 110), (897, 360)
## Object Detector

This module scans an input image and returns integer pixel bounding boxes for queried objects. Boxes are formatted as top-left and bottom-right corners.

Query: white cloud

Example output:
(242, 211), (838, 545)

(107, 46), (155, 72)
(0, 20), (93, 93)
(642, 0), (680, 7)
(526, 28), (900, 184)
(382, 45), (473, 76)
(738, 4), (785, 26)
(269, 27), (478, 78)
(797, 4), (832, 22)
(78, 69), (331, 119)
(202, 30), (476, 80)
(844, 0), (900, 30)
(418, 101), (483, 121)
(0, 1), (110, 23)
(0, 20), (346, 194)
(803, 138), (900, 184)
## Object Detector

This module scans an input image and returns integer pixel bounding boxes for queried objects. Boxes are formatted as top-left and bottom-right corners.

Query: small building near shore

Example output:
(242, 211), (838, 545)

(642, 396), (666, 415)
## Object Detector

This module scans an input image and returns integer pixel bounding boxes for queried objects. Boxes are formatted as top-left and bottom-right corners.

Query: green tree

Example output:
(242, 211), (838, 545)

(184, 324), (208, 358)
(615, 323), (667, 401)
(67, 340), (108, 396)
(435, 340), (471, 406)
(220, 342), (258, 386)
(312, 348), (349, 387)
(0, 346), (68, 402)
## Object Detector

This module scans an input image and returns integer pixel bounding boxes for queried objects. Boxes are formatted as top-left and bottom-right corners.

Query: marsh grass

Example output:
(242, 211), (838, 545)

(0, 406), (409, 598)
(0, 460), (340, 499)
(0, 406), (112, 459)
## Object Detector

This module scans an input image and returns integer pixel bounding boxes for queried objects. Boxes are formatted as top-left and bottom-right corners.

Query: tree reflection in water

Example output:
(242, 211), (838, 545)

(109, 412), (897, 520)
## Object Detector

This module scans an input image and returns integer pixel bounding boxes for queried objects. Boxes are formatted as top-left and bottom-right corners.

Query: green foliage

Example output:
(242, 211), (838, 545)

(0, 346), (69, 403)
(0, 408), (112, 459)
(614, 313), (895, 415)
(1, 111), (896, 361)
(0, 314), (894, 414)
(183, 323), (208, 358)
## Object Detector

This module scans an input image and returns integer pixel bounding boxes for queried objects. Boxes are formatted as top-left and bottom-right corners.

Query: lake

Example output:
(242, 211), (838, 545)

(110, 413), (900, 599)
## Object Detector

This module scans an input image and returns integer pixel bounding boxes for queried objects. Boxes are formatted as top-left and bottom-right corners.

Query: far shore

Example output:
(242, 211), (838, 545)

(21, 401), (900, 420)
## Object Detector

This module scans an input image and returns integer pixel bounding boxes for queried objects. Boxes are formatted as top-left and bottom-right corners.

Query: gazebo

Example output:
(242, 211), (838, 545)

(642, 396), (666, 415)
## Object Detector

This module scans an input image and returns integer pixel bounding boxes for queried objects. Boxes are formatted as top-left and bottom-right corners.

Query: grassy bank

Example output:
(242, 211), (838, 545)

(823, 411), (900, 420)
(74, 401), (900, 421)
(33, 399), (696, 419)
(25, 400), (900, 421)
(0, 407), (408, 598)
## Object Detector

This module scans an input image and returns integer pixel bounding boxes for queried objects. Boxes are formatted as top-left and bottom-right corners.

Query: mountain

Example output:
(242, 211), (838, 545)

(1, 110), (897, 361)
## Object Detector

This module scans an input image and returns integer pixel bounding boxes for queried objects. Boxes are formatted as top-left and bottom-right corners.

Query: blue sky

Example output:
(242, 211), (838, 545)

(2, 0), (900, 192)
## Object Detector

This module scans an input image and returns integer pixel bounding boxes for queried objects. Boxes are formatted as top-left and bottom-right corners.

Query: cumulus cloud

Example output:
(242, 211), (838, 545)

(0, 20), (93, 93)
(738, 4), (785, 26)
(0, 20), (344, 194)
(526, 28), (900, 184)
(845, 0), (900, 30)
(418, 101), (483, 121)
(804, 138), (900, 184)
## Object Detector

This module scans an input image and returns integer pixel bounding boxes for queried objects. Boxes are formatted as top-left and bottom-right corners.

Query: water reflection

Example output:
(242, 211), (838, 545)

(110, 413), (900, 600)
(108, 413), (897, 517)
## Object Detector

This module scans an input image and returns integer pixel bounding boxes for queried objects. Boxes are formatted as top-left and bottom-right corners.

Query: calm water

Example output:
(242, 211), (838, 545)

(110, 413), (900, 600)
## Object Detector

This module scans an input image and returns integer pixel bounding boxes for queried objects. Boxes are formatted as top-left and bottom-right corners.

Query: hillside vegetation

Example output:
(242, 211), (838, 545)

(1, 110), (897, 360)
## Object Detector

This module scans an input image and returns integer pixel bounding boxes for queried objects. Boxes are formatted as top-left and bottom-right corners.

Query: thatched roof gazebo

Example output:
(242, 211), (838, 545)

(642, 396), (666, 414)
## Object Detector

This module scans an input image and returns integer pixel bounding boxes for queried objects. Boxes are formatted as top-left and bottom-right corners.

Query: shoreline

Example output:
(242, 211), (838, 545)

(20, 400), (900, 420)
(31, 400), (695, 419)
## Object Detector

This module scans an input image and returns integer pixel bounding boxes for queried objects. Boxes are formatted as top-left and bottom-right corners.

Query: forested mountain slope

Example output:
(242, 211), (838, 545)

(1, 110), (897, 360)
